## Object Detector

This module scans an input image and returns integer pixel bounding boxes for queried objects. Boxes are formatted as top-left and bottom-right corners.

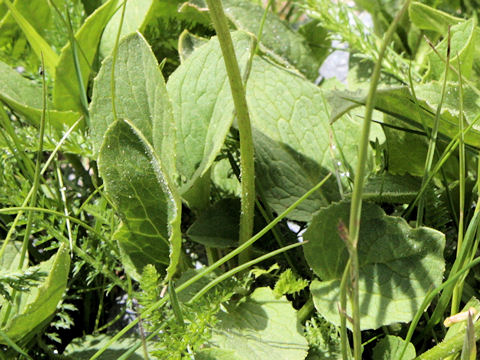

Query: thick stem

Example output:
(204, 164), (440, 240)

(347, 1), (410, 358)
(206, 0), (256, 264)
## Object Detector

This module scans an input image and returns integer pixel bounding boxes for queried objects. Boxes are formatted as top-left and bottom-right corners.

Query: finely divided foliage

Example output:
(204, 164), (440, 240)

(1, 0), (480, 359)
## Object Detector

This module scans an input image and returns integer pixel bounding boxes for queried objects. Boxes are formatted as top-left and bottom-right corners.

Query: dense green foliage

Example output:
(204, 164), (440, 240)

(1, 0), (480, 359)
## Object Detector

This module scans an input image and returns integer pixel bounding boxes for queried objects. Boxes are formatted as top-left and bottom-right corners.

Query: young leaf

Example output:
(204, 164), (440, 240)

(53, 0), (120, 112)
(0, 244), (70, 342)
(97, 119), (181, 281)
(209, 287), (308, 359)
(90, 32), (176, 177)
(304, 201), (445, 330)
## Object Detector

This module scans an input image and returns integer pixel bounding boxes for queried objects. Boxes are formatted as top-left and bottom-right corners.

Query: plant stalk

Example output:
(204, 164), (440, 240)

(347, 1), (410, 358)
(206, 0), (256, 264)
(451, 57), (465, 315)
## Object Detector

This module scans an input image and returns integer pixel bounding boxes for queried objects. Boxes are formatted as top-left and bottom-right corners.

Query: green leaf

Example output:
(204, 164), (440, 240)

(90, 32), (176, 177)
(329, 86), (480, 147)
(222, 0), (323, 81)
(253, 130), (339, 222)
(409, 1), (462, 33)
(178, 29), (209, 63)
(53, 0), (119, 112)
(426, 18), (476, 81)
(372, 336), (416, 360)
(2, 0), (59, 75)
(64, 334), (144, 360)
(196, 348), (243, 360)
(0, 244), (70, 341)
(273, 268), (308, 298)
(305, 201), (445, 330)
(419, 298), (480, 359)
(169, 31), (367, 219)
(0, 60), (80, 129)
(359, 173), (421, 203)
(166, 31), (252, 192)
(187, 198), (239, 249)
(210, 287), (308, 359)
(97, 119), (181, 281)
(99, 0), (154, 57)
(248, 60), (365, 221)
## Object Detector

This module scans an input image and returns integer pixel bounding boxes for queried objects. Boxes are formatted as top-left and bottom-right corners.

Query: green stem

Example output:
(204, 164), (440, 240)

(206, 0), (256, 264)
(452, 57), (465, 315)
(297, 296), (314, 323)
(347, 1), (410, 358)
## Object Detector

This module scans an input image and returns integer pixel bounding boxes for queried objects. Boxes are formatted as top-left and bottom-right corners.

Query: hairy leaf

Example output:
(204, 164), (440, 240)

(98, 119), (181, 280)
(90, 32), (176, 176)
(210, 287), (308, 359)
(305, 201), (445, 330)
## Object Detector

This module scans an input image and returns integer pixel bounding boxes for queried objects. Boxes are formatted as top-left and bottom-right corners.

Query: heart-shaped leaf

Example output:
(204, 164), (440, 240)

(304, 201), (445, 330)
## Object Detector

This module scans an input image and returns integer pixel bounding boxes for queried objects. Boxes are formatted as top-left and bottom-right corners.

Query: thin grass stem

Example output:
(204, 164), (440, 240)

(346, 1), (410, 357)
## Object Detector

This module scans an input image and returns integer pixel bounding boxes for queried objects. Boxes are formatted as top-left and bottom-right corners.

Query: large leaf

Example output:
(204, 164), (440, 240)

(53, 0), (119, 112)
(253, 130), (339, 222)
(209, 287), (308, 359)
(304, 201), (445, 330)
(97, 119), (181, 281)
(0, 243), (70, 341)
(329, 86), (480, 147)
(90, 32), (176, 176)
(0, 60), (80, 129)
(166, 31), (252, 192)
(99, 0), (154, 57)
(247, 59), (370, 221)
(169, 31), (372, 220)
